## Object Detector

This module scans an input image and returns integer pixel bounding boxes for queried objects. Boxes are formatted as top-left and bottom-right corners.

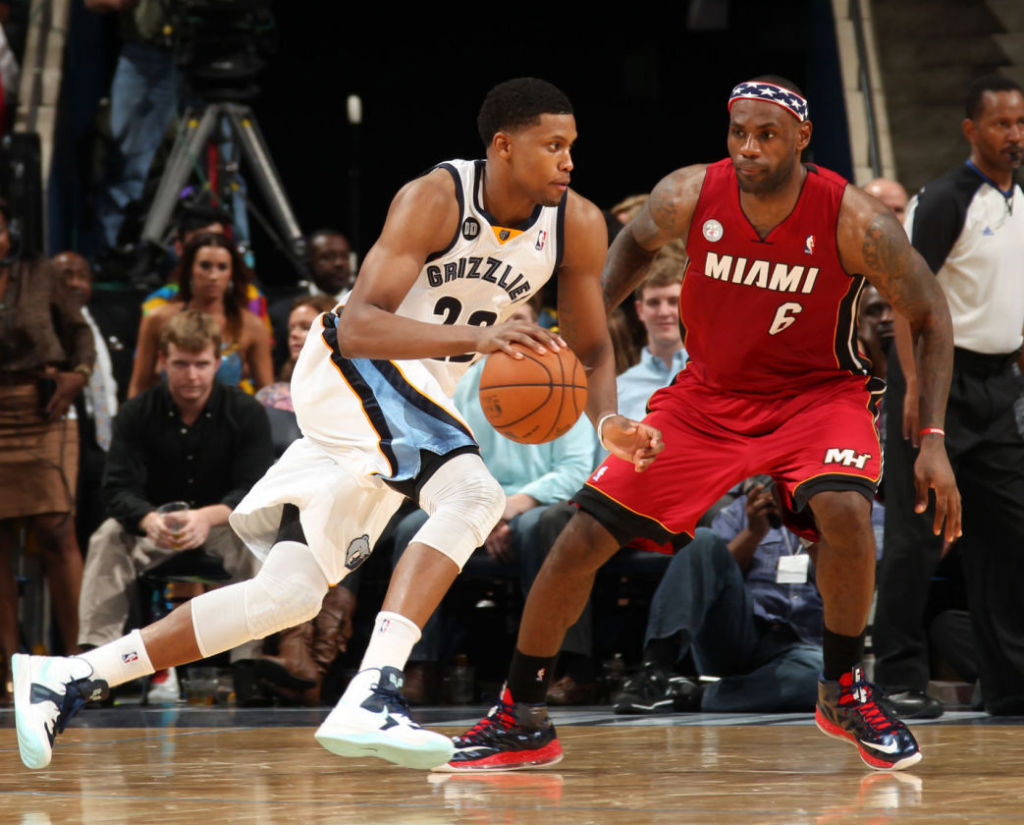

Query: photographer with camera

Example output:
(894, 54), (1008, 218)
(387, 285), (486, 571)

(611, 477), (827, 714)
(0, 202), (95, 699)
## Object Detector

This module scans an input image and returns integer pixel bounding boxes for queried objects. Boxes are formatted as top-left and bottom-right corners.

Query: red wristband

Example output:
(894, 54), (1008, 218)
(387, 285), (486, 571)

(919, 427), (945, 438)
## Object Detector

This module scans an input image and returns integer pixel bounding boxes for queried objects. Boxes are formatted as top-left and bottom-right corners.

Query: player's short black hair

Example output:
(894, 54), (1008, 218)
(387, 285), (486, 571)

(749, 74), (806, 99)
(965, 73), (1023, 120)
(477, 78), (573, 147)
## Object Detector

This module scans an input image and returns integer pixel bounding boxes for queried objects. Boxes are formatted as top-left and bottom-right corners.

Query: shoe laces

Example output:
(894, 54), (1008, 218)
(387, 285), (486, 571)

(462, 693), (517, 742)
(55, 678), (105, 735)
(370, 681), (413, 718)
(841, 674), (898, 733)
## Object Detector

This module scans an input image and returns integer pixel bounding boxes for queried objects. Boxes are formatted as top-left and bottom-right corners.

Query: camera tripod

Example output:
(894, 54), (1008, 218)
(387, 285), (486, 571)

(138, 100), (306, 274)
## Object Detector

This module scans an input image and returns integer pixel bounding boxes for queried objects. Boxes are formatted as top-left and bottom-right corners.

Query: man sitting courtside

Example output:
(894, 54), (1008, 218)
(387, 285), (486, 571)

(268, 229), (353, 372)
(78, 310), (273, 697)
(613, 479), (824, 714)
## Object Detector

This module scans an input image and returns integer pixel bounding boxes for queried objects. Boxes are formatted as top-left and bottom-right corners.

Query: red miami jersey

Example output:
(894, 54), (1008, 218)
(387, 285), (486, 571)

(681, 158), (870, 396)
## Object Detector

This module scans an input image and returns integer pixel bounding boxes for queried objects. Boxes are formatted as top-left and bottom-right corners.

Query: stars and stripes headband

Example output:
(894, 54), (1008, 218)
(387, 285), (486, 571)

(728, 81), (809, 122)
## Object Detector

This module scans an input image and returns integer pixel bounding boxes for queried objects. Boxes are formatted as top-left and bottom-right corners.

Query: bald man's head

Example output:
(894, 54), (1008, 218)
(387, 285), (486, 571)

(863, 178), (909, 222)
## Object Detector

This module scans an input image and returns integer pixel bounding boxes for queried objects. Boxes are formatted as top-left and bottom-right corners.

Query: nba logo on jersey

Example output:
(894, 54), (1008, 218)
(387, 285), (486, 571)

(535, 230), (547, 251)
(462, 217), (480, 240)
(592, 466), (607, 482)
(804, 234), (815, 255)
(122, 650), (139, 664)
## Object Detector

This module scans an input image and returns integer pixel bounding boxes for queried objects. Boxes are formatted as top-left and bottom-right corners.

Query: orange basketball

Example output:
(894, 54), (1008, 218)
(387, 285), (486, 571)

(478, 343), (588, 444)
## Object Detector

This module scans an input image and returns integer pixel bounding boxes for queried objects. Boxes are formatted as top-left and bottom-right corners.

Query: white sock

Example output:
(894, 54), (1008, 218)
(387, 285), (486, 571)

(78, 629), (155, 688)
(340, 611), (421, 704)
(360, 611), (421, 671)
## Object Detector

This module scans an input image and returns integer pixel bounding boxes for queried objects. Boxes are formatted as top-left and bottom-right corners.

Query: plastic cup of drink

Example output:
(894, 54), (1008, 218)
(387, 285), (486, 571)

(184, 666), (218, 705)
(157, 501), (190, 533)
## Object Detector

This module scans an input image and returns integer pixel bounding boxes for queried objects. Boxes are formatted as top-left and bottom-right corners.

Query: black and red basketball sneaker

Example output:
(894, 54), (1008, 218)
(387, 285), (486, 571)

(433, 685), (563, 772)
(815, 665), (922, 771)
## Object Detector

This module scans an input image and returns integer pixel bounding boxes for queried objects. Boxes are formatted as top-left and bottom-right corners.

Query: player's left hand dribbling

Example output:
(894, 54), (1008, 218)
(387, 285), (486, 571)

(475, 321), (565, 358)
(912, 439), (962, 545)
(603, 414), (664, 473)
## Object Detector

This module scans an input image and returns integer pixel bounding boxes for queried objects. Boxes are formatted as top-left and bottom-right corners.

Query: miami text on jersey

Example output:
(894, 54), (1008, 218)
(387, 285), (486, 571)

(704, 251), (820, 294)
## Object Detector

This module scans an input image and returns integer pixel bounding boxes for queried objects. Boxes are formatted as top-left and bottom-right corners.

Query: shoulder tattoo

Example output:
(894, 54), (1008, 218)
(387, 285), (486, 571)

(860, 211), (908, 277)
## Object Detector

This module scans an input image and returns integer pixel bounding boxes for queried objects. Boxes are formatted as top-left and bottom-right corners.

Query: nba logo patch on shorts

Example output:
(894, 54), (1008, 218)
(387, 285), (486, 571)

(122, 650), (139, 664)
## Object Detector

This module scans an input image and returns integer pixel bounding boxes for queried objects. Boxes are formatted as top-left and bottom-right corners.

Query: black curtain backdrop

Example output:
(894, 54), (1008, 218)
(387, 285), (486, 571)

(245, 1), (844, 283)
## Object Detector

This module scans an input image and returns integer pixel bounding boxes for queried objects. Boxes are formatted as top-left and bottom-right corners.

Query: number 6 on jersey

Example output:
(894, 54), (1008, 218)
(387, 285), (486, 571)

(769, 301), (802, 335)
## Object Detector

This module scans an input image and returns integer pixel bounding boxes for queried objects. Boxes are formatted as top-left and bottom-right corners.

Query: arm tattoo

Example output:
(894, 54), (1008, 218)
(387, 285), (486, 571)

(861, 212), (902, 275)
(648, 185), (679, 232)
(860, 211), (918, 312)
(601, 232), (655, 310)
(858, 209), (954, 430)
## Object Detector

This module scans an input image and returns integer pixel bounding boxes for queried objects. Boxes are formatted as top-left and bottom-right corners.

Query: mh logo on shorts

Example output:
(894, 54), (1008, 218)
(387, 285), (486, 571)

(346, 534), (371, 570)
(824, 447), (872, 469)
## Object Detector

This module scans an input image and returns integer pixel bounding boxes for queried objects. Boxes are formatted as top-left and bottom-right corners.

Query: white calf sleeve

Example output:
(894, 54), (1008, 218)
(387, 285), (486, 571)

(191, 540), (329, 658)
(412, 452), (505, 569)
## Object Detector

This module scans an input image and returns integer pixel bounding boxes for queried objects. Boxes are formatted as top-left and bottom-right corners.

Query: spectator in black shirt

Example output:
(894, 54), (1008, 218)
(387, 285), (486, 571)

(78, 310), (273, 652)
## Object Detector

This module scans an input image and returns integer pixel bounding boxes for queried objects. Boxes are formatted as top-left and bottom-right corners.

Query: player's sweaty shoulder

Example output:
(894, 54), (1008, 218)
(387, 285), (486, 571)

(386, 167), (461, 250)
(560, 188), (608, 273)
(563, 189), (607, 242)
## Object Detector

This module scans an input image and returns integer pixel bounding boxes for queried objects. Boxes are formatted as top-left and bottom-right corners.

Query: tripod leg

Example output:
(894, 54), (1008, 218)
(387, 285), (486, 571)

(223, 104), (306, 262)
(140, 106), (223, 250)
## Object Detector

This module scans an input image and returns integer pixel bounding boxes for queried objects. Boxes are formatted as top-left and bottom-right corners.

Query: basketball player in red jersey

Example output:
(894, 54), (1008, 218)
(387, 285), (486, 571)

(445, 76), (961, 773)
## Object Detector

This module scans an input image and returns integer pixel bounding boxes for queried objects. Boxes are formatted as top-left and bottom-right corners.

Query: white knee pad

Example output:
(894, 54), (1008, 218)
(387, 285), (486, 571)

(191, 540), (329, 658)
(412, 452), (505, 569)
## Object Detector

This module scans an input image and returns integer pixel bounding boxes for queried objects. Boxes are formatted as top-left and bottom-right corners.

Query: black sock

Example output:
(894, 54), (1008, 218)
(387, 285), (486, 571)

(822, 628), (865, 681)
(508, 650), (556, 704)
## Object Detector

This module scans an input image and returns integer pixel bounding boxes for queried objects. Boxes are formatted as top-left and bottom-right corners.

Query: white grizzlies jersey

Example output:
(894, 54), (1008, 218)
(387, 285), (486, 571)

(398, 158), (565, 397)
(287, 158), (566, 486)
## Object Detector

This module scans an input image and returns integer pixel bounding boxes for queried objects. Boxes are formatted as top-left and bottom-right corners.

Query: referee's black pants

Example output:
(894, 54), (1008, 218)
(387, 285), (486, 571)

(874, 346), (1024, 714)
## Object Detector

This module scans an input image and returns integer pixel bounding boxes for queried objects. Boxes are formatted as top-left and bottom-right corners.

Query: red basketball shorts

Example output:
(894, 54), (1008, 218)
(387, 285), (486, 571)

(574, 368), (883, 547)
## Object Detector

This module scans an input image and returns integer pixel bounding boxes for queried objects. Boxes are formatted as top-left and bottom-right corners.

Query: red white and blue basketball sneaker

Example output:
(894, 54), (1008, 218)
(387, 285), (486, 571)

(315, 666), (454, 770)
(13, 654), (109, 769)
(435, 685), (563, 772)
(815, 665), (922, 771)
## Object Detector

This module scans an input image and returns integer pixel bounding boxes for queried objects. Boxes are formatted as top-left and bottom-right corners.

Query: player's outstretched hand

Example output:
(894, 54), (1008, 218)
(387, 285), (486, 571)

(475, 321), (565, 358)
(913, 438), (962, 545)
(602, 414), (664, 473)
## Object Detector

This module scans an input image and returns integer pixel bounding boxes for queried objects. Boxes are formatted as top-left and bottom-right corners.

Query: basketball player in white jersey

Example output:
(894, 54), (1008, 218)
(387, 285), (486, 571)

(13, 78), (662, 771)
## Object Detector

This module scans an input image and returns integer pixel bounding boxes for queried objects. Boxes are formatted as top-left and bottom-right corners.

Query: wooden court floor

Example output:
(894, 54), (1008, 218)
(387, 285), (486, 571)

(1, 707), (1022, 824)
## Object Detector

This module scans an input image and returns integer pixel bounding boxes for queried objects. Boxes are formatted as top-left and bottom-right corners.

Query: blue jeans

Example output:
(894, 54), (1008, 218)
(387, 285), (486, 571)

(646, 527), (822, 712)
(97, 43), (182, 248)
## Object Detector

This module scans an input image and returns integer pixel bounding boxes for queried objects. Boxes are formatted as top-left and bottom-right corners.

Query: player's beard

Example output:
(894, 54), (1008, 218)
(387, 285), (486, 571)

(735, 161), (794, 195)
